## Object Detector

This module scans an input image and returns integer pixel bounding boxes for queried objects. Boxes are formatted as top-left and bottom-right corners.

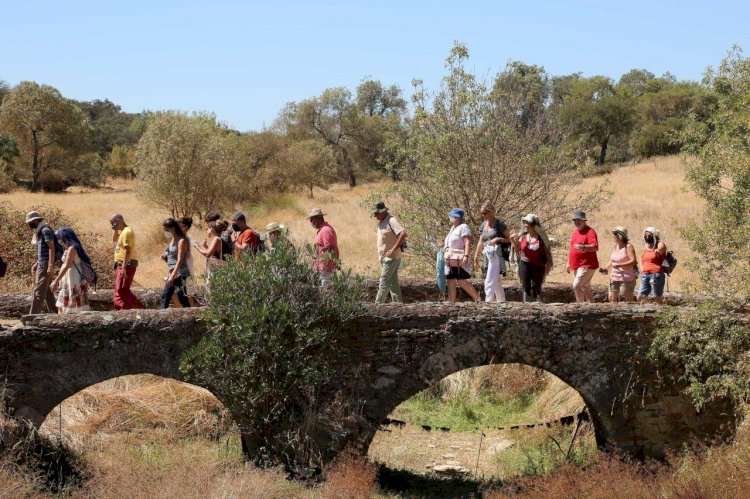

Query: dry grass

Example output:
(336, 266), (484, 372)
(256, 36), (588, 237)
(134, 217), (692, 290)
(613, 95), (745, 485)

(544, 155), (702, 292)
(0, 155), (701, 291)
(39, 375), (231, 450)
(0, 465), (42, 498)
(0, 179), (387, 288)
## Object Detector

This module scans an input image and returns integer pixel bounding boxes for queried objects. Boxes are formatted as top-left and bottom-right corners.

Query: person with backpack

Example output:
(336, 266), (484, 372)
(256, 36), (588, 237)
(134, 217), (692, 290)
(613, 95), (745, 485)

(474, 201), (510, 303)
(604, 226), (638, 303)
(26, 211), (59, 314)
(203, 212), (234, 258)
(443, 208), (481, 303)
(50, 227), (95, 313)
(510, 214), (553, 302)
(160, 218), (191, 309)
(638, 227), (668, 305)
(373, 201), (407, 303)
(231, 212), (260, 258)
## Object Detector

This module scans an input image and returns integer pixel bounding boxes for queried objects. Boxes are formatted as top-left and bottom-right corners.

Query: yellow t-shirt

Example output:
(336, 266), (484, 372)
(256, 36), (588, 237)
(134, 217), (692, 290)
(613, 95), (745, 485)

(115, 226), (136, 262)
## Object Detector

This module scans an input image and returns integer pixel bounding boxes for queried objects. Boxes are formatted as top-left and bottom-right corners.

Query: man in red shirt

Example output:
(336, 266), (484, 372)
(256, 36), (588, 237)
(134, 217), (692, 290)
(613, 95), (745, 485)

(231, 212), (259, 258)
(566, 211), (599, 303)
(308, 208), (339, 284)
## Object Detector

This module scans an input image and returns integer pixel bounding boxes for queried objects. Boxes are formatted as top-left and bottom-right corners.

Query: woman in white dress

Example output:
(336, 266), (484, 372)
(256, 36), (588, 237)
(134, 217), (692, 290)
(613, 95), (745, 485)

(50, 227), (92, 313)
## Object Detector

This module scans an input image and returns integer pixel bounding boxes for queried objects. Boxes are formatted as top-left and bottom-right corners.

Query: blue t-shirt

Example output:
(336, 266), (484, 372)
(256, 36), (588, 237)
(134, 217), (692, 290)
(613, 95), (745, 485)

(36, 224), (55, 266)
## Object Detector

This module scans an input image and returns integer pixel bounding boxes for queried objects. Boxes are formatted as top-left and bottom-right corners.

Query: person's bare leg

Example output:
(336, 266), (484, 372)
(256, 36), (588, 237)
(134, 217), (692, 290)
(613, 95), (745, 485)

(655, 296), (664, 305)
(584, 285), (595, 303)
(458, 279), (480, 302)
(624, 290), (635, 302)
(608, 291), (618, 303)
(448, 279), (457, 302)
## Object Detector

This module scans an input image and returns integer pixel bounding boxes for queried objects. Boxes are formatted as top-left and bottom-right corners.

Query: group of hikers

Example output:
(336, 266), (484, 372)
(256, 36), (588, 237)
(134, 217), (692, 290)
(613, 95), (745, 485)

(22, 200), (673, 315)
(23, 207), (343, 314)
(439, 204), (673, 305)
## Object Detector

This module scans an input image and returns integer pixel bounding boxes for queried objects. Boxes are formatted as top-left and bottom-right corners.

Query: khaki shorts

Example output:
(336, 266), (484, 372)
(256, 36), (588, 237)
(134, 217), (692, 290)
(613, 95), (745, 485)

(609, 280), (636, 294)
(572, 267), (596, 289)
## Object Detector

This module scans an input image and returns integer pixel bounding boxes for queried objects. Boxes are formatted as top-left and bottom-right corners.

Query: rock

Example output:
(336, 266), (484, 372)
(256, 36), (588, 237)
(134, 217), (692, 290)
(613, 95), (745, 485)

(432, 464), (470, 476)
(441, 454), (455, 459)
(487, 439), (515, 453)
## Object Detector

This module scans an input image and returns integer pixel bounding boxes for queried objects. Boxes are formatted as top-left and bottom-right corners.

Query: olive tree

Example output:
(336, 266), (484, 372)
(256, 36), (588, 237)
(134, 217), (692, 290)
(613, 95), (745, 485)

(134, 112), (238, 219)
(0, 81), (88, 190)
(390, 43), (605, 269)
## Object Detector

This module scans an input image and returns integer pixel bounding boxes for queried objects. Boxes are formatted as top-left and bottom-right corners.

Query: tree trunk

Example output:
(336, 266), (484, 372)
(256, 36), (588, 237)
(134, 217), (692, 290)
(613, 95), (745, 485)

(597, 137), (609, 166)
(341, 149), (356, 188)
(31, 130), (40, 191)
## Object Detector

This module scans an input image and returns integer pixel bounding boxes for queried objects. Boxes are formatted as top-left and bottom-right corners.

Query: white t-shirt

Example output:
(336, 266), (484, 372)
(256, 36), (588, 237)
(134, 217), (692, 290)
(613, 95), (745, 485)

(444, 223), (472, 273)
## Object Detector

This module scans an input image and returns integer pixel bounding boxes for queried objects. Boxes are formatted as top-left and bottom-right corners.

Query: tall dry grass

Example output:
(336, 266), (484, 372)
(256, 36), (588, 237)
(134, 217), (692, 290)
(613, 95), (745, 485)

(490, 420), (750, 498)
(544, 155), (702, 292)
(0, 179), (388, 288)
(0, 155), (701, 291)
(39, 375), (232, 450)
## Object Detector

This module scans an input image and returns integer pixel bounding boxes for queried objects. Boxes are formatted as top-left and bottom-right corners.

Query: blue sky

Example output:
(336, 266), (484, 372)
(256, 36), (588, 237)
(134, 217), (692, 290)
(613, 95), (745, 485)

(2, 1), (748, 131)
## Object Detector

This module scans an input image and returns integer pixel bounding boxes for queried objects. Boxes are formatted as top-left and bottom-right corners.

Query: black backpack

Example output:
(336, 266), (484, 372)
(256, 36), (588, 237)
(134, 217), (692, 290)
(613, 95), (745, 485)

(661, 251), (678, 275)
(219, 237), (233, 260)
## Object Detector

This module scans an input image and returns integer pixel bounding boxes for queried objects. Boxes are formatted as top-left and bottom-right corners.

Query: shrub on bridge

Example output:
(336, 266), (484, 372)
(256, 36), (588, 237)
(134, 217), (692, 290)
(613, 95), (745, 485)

(179, 239), (365, 474)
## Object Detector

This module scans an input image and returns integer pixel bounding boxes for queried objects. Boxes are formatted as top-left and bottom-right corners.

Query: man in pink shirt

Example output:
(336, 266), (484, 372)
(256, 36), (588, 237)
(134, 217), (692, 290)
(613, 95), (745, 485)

(566, 211), (599, 303)
(308, 208), (339, 284)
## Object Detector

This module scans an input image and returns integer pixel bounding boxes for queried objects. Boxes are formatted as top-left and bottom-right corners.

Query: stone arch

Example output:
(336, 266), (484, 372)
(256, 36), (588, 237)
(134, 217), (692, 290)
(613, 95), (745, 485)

(38, 373), (232, 446)
(1, 308), (208, 427)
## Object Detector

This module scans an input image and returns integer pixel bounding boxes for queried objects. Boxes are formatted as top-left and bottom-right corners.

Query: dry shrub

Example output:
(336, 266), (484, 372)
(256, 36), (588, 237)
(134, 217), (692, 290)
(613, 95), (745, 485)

(0, 463), (42, 498)
(489, 419), (750, 498)
(489, 455), (662, 499)
(320, 452), (377, 499)
(0, 408), (87, 493)
(81, 438), (299, 499)
(0, 202), (114, 292)
(41, 375), (232, 448)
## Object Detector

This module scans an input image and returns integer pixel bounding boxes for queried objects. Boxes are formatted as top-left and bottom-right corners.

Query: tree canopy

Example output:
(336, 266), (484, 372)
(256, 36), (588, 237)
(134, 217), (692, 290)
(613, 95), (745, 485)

(0, 81), (89, 190)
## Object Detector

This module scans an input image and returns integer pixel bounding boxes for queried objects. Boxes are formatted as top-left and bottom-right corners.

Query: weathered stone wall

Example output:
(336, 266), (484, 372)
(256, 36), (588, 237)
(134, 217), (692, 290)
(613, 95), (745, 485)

(0, 304), (737, 467)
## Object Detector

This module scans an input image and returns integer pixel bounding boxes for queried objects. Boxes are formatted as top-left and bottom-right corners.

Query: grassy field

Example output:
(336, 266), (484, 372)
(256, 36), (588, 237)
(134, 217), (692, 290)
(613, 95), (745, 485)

(0, 155), (701, 291)
(0, 155), (721, 496)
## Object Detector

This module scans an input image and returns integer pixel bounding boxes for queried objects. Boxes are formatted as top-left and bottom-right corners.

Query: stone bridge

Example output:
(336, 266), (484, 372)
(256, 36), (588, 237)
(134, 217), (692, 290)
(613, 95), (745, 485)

(0, 283), (738, 467)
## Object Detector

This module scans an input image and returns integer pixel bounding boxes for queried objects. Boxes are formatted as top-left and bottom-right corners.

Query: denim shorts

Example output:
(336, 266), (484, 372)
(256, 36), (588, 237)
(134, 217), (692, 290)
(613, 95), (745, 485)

(639, 272), (665, 298)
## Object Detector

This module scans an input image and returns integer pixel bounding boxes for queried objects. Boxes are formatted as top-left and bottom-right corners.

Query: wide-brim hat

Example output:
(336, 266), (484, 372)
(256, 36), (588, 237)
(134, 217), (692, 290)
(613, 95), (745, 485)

(25, 211), (43, 224)
(521, 213), (540, 225)
(572, 211), (587, 221)
(612, 226), (629, 238)
(307, 208), (325, 218)
(372, 201), (388, 214)
(266, 222), (285, 234)
(644, 226), (660, 239)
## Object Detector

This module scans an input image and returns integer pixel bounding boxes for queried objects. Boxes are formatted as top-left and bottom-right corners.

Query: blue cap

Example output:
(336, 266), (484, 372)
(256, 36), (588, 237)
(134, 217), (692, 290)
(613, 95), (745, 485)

(449, 208), (464, 219)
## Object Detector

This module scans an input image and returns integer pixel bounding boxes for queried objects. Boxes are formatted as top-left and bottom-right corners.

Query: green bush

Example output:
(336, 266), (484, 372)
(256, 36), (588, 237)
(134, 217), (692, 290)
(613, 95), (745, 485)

(38, 169), (67, 192)
(651, 302), (750, 411)
(179, 240), (364, 472)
